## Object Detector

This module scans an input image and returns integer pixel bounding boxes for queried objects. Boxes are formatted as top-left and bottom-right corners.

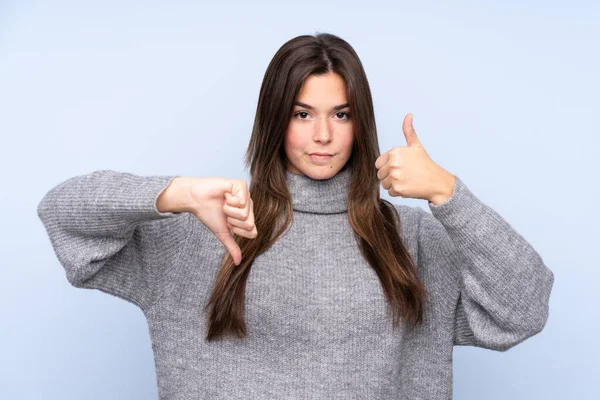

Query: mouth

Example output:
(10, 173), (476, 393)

(309, 153), (334, 163)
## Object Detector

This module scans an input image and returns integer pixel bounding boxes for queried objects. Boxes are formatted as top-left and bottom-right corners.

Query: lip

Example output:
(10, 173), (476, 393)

(309, 153), (333, 164)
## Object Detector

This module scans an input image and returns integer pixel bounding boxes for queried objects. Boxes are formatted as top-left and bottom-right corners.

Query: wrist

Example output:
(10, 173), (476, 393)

(156, 176), (192, 213)
(428, 172), (456, 206)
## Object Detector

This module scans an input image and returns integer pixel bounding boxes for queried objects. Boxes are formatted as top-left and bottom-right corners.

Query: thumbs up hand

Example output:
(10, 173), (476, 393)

(374, 113), (456, 205)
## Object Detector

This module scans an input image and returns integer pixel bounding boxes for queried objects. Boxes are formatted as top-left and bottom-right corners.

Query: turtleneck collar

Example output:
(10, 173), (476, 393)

(285, 165), (351, 214)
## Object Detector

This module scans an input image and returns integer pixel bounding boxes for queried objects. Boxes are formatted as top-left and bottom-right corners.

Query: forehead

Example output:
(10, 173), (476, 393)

(295, 72), (348, 106)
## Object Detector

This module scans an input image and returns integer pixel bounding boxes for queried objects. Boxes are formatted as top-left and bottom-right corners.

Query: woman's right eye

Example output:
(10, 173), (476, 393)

(294, 111), (309, 120)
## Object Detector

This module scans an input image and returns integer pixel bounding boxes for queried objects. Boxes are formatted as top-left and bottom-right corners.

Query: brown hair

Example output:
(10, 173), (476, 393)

(204, 32), (428, 341)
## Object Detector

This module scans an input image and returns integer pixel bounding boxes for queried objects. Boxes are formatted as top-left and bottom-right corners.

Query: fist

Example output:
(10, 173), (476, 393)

(186, 177), (257, 266)
(375, 113), (455, 203)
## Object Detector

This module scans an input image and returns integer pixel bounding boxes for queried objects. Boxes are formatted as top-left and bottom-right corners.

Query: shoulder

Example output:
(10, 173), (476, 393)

(389, 202), (427, 236)
(388, 202), (461, 291)
(386, 202), (425, 260)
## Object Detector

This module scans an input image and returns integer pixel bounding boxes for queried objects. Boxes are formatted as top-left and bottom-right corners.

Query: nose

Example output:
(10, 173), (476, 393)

(313, 117), (333, 144)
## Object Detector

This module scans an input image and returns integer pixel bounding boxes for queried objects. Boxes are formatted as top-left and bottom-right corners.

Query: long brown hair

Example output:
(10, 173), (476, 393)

(204, 32), (428, 341)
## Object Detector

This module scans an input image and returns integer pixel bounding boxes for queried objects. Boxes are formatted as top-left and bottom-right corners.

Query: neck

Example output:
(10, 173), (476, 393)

(285, 166), (351, 214)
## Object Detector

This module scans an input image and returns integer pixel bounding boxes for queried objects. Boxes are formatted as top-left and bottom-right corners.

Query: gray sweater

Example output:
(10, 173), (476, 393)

(37, 167), (554, 399)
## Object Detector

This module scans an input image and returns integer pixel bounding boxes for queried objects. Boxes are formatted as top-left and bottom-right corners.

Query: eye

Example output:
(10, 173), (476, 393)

(294, 111), (310, 120)
(335, 112), (351, 120)
(293, 111), (351, 120)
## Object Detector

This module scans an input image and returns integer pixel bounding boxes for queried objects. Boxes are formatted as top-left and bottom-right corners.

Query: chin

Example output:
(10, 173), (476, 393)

(300, 166), (342, 180)
(286, 156), (347, 179)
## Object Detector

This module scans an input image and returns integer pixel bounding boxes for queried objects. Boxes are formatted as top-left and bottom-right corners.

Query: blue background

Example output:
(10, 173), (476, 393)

(1, 0), (597, 398)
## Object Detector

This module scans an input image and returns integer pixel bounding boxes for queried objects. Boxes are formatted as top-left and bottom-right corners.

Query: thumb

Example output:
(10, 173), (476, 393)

(215, 230), (242, 266)
(402, 113), (422, 147)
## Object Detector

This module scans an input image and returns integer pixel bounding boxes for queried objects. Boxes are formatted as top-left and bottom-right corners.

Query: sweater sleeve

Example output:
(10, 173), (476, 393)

(416, 175), (555, 352)
(36, 169), (194, 312)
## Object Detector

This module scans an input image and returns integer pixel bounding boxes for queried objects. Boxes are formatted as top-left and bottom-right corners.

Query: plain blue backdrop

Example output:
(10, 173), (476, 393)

(1, 0), (597, 398)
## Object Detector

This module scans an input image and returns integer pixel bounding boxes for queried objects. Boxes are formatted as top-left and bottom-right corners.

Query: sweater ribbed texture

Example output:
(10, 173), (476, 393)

(37, 167), (554, 399)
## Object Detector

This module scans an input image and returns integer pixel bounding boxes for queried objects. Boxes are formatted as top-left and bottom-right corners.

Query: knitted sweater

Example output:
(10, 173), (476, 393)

(37, 167), (554, 399)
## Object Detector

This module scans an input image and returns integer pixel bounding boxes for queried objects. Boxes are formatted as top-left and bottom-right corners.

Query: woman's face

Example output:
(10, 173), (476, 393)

(284, 72), (354, 180)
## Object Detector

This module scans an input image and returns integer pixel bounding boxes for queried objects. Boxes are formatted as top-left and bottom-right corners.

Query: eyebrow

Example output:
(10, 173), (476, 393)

(294, 101), (350, 111)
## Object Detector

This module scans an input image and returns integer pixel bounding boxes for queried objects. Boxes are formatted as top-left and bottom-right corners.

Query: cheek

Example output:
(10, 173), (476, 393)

(284, 126), (308, 153)
(340, 127), (354, 153)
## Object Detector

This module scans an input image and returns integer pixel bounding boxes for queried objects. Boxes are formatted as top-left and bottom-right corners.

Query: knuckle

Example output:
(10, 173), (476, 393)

(390, 156), (401, 167)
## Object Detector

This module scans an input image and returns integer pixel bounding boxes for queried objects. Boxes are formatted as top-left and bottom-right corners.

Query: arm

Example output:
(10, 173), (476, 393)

(416, 175), (555, 351)
(36, 169), (193, 312)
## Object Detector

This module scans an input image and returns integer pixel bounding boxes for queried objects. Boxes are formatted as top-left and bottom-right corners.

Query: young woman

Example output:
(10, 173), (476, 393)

(37, 33), (554, 399)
